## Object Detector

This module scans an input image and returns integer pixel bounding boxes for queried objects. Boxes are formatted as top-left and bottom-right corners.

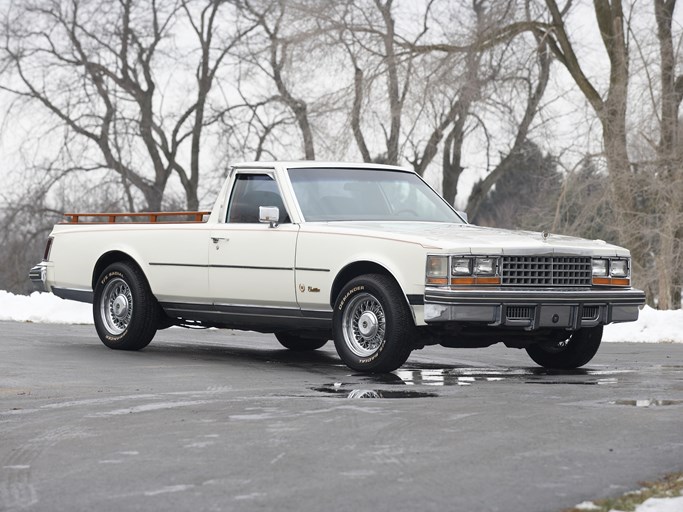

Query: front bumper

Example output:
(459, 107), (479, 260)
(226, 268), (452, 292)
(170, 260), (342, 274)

(423, 287), (646, 330)
(29, 263), (49, 292)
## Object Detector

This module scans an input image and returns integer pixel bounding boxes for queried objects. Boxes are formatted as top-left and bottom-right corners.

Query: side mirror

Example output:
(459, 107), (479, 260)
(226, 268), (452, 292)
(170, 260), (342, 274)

(456, 210), (468, 223)
(259, 206), (279, 228)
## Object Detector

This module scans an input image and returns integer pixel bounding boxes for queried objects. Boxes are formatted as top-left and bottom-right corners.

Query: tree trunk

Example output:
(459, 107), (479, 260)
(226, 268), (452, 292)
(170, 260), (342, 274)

(442, 120), (466, 205)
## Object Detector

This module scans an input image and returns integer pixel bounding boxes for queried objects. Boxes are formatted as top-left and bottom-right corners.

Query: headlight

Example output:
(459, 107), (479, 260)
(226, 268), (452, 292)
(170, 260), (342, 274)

(451, 257), (472, 276)
(473, 257), (495, 275)
(610, 259), (629, 277)
(426, 255), (448, 285)
(592, 259), (608, 276)
(427, 255), (501, 286)
(592, 257), (631, 286)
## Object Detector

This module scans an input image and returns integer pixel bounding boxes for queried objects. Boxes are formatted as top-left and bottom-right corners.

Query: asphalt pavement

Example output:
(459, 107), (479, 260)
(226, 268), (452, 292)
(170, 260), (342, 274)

(1, 321), (682, 512)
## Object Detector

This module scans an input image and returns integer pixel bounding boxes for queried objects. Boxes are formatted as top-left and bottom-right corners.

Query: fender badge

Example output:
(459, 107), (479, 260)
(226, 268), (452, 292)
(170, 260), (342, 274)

(307, 286), (320, 293)
(298, 284), (306, 293)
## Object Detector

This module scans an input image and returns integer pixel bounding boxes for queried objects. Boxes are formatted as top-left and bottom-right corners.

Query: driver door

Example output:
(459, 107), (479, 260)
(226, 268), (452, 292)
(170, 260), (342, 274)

(208, 172), (299, 313)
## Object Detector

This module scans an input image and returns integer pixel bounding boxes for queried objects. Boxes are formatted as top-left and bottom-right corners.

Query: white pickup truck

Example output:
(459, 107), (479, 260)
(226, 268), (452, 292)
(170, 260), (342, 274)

(30, 161), (646, 373)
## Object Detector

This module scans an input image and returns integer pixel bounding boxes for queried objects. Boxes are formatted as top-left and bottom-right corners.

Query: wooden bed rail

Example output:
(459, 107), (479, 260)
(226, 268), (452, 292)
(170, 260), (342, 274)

(62, 211), (211, 224)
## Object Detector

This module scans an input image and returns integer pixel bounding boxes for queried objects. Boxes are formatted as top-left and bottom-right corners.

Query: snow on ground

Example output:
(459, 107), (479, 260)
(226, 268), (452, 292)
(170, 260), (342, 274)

(0, 290), (93, 325)
(635, 495), (683, 512)
(0, 290), (681, 343)
(576, 495), (683, 512)
(602, 304), (683, 343)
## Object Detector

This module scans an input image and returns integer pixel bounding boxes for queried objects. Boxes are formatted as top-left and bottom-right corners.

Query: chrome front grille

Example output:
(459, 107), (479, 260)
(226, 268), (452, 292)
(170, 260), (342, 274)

(501, 256), (592, 287)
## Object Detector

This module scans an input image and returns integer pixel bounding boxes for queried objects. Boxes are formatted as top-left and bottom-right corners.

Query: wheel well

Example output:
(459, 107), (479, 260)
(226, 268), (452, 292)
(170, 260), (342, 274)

(92, 251), (145, 291)
(330, 261), (402, 307)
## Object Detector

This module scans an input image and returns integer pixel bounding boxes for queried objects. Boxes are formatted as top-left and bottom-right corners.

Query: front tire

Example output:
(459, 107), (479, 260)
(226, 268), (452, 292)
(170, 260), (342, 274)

(275, 332), (329, 351)
(333, 274), (414, 373)
(526, 326), (603, 369)
(93, 261), (159, 351)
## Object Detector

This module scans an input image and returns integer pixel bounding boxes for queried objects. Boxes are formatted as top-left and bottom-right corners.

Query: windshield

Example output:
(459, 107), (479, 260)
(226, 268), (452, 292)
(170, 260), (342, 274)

(288, 167), (464, 223)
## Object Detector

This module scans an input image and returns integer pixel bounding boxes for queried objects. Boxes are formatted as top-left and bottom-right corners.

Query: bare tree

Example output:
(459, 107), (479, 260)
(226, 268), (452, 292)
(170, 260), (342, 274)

(540, 1), (634, 228)
(236, 0), (321, 160)
(541, 0), (682, 307)
(401, 0), (551, 206)
(316, 0), (432, 164)
(0, 0), (253, 211)
(651, 0), (682, 308)
(466, 30), (551, 217)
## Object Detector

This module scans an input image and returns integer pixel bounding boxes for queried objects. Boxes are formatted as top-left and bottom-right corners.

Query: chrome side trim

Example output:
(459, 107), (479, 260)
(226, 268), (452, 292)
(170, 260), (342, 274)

(149, 262), (330, 273)
(158, 301), (333, 331)
(211, 265), (293, 271)
(149, 262), (294, 271)
(424, 287), (646, 306)
(149, 262), (207, 268)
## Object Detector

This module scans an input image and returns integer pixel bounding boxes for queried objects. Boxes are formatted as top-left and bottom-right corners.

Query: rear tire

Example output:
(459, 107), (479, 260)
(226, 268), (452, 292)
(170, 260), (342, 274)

(333, 274), (414, 373)
(93, 261), (159, 351)
(526, 326), (603, 369)
(275, 332), (328, 351)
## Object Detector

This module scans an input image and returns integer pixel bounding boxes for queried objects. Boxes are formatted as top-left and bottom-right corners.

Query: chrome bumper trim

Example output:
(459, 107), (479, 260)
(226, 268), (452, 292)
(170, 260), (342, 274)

(425, 287), (646, 306)
(28, 264), (48, 292)
(423, 287), (646, 329)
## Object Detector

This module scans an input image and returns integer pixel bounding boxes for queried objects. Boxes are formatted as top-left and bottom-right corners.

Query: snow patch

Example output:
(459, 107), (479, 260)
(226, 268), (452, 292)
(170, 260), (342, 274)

(634, 495), (683, 512)
(0, 290), (92, 324)
(603, 306), (683, 343)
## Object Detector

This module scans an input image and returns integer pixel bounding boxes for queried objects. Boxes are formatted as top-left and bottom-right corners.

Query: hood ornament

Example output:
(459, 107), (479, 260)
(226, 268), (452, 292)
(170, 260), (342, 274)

(542, 230), (550, 241)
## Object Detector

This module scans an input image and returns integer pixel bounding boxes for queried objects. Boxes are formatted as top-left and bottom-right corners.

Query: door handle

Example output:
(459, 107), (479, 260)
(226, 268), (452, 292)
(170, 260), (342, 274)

(211, 237), (229, 243)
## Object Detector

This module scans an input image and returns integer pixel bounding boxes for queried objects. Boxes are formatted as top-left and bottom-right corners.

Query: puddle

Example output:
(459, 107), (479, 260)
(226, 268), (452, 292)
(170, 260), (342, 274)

(309, 367), (636, 399)
(610, 399), (683, 408)
(375, 367), (630, 387)
(312, 386), (437, 399)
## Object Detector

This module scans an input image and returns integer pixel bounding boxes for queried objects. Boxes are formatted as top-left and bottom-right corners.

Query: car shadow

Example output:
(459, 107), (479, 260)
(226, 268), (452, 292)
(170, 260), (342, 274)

(72, 335), (345, 373)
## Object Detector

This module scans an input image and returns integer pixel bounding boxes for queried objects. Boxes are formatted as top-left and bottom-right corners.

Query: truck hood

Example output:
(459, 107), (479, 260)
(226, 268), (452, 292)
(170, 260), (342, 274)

(311, 221), (629, 257)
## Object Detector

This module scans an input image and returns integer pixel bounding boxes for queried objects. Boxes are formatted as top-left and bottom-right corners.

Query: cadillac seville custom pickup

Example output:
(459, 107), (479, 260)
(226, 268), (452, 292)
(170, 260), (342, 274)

(30, 161), (646, 372)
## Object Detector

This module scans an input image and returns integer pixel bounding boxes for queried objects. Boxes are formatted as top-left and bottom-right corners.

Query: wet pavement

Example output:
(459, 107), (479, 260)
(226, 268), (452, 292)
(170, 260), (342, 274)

(1, 321), (682, 512)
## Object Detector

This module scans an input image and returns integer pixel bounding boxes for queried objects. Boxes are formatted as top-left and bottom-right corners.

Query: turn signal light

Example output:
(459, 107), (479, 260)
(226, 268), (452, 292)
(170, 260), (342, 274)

(451, 276), (501, 286)
(593, 277), (630, 287)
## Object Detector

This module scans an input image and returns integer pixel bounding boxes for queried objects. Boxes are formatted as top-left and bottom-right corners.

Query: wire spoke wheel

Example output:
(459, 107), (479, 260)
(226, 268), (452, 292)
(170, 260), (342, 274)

(94, 262), (159, 351)
(333, 274), (414, 373)
(100, 277), (133, 335)
(342, 292), (387, 357)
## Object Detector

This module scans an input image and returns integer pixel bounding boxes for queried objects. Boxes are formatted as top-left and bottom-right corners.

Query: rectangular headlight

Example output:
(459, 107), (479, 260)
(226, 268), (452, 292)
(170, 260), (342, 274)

(426, 255), (448, 279)
(592, 259), (608, 276)
(473, 257), (495, 275)
(451, 257), (472, 276)
(610, 259), (629, 277)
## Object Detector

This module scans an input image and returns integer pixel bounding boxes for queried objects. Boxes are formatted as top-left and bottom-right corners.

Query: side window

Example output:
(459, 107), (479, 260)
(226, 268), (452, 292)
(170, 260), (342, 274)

(226, 174), (290, 224)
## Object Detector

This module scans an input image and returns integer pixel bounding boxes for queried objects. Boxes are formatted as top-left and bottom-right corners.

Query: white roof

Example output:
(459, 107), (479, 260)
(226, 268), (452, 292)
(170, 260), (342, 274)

(232, 161), (413, 172)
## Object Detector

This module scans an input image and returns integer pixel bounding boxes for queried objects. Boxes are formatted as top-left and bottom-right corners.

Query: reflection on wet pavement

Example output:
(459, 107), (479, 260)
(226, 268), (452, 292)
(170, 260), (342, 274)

(610, 399), (683, 407)
(311, 366), (641, 399)
(390, 367), (631, 387)
(313, 386), (437, 399)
